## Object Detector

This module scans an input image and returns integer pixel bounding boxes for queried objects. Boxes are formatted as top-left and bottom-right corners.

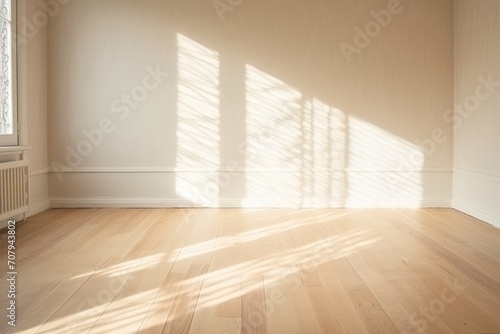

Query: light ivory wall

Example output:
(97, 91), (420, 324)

(22, 0), (50, 216)
(453, 1), (500, 227)
(47, 0), (454, 208)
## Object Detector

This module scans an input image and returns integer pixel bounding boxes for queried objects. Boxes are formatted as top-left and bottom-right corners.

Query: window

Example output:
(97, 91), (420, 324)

(0, 0), (16, 146)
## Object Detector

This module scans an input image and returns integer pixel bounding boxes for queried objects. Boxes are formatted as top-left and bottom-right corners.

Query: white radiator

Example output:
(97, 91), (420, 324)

(0, 160), (29, 221)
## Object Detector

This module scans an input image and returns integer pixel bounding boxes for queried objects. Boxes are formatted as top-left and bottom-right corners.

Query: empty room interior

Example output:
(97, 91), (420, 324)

(1, 0), (500, 333)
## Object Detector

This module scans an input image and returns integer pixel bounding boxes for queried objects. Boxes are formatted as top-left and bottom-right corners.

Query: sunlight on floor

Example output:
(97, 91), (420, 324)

(71, 254), (164, 280)
(34, 290), (159, 334)
(15, 211), (378, 334)
(189, 232), (377, 310)
(164, 212), (379, 313)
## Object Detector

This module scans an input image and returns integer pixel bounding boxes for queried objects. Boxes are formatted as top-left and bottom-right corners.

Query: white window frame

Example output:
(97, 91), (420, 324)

(0, 0), (17, 146)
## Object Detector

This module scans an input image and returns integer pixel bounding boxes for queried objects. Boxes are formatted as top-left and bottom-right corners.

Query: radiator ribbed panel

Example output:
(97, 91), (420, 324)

(0, 161), (29, 220)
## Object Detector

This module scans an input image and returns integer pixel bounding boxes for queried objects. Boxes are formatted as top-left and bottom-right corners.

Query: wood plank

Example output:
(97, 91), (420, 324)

(189, 210), (243, 333)
(241, 274), (267, 334)
(304, 285), (343, 333)
(161, 263), (209, 334)
(136, 273), (186, 334)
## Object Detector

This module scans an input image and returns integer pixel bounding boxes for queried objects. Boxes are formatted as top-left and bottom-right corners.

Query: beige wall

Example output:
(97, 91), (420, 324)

(22, 0), (50, 216)
(47, 0), (454, 207)
(453, 0), (500, 227)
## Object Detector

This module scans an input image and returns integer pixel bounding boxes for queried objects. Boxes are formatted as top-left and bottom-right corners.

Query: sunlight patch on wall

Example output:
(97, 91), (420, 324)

(243, 65), (348, 207)
(175, 34), (221, 206)
(243, 64), (424, 207)
(301, 98), (347, 206)
(173, 37), (426, 208)
(243, 64), (303, 206)
(244, 64), (303, 169)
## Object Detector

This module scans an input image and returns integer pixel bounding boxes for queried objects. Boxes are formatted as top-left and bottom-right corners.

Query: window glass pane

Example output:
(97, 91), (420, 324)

(0, 0), (13, 136)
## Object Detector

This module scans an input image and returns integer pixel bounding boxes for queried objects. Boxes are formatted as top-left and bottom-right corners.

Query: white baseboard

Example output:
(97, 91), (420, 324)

(453, 168), (500, 228)
(51, 198), (194, 208)
(48, 169), (453, 209)
(50, 197), (451, 209)
(453, 199), (500, 229)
